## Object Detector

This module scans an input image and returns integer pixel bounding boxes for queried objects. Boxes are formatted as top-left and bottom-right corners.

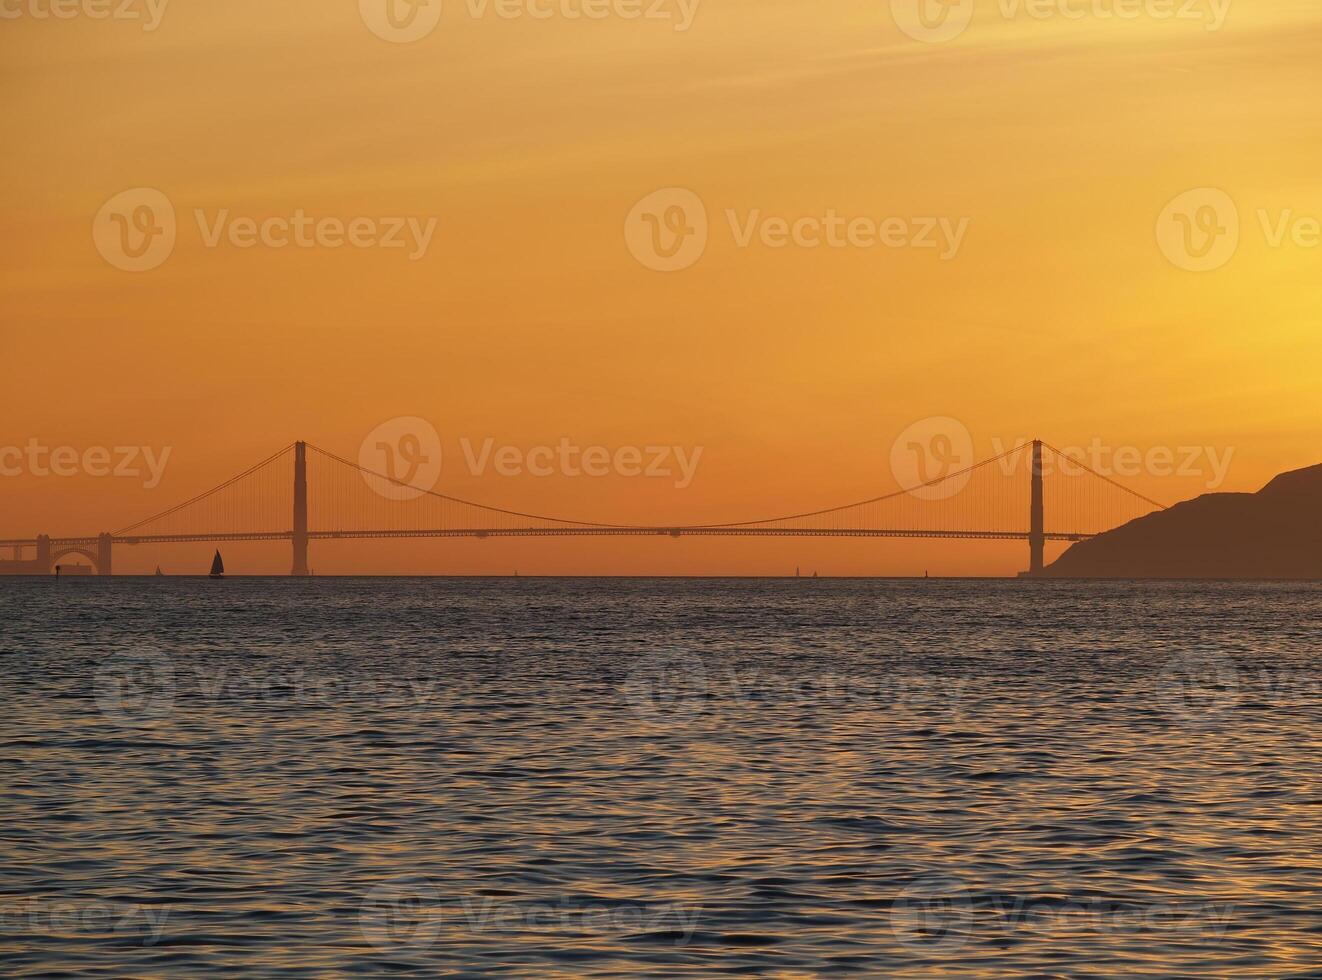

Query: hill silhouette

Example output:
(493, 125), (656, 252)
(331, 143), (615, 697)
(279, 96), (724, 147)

(1043, 462), (1322, 579)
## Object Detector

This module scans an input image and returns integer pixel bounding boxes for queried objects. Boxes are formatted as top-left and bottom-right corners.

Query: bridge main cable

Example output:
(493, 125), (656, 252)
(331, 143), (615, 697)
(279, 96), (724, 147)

(113, 443), (296, 536)
(695, 444), (1031, 529)
(1039, 442), (1167, 511)
(307, 441), (1035, 533)
(305, 443), (653, 530)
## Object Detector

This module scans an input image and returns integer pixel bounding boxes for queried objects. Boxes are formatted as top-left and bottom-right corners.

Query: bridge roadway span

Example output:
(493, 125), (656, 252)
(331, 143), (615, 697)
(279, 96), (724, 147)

(2, 441), (1142, 575)
(4, 528), (1092, 548)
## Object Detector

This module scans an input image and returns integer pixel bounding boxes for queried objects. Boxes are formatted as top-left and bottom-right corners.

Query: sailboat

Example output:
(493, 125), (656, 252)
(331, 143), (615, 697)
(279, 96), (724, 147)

(209, 550), (225, 579)
(154, 566), (164, 577)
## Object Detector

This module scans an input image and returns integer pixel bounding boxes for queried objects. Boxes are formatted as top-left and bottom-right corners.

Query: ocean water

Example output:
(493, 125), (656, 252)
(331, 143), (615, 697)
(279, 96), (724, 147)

(2, 578), (1320, 977)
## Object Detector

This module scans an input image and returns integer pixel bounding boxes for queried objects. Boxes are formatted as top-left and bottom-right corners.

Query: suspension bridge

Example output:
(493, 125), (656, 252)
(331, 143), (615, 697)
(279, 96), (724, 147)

(0, 439), (1163, 576)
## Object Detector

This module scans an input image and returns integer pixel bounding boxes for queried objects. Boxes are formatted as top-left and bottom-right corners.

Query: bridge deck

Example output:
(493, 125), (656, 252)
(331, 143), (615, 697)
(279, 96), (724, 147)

(2, 528), (1093, 548)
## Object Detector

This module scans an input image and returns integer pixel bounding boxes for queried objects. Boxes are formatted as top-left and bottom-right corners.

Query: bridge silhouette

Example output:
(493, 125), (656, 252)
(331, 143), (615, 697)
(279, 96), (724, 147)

(0, 439), (1163, 576)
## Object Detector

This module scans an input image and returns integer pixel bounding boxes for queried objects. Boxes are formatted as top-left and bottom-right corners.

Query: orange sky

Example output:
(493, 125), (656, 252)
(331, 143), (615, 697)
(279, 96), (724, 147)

(2, 0), (1320, 575)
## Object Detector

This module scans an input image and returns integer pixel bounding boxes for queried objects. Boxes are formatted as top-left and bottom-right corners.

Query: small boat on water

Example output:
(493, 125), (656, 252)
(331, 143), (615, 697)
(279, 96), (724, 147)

(154, 566), (165, 577)
(209, 551), (225, 579)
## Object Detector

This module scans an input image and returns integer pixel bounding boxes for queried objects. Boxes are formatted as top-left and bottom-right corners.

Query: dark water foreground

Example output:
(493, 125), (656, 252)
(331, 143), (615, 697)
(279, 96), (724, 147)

(2, 578), (1320, 977)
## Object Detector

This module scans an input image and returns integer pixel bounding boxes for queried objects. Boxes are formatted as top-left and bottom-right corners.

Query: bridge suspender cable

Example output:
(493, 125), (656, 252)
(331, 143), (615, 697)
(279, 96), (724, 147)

(698, 445), (1031, 529)
(1039, 442), (1167, 511)
(304, 443), (650, 529)
(113, 444), (296, 536)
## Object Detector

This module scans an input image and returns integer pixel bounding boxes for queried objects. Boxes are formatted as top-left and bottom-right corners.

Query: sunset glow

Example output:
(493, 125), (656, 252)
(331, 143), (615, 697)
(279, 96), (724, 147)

(3, 0), (1319, 574)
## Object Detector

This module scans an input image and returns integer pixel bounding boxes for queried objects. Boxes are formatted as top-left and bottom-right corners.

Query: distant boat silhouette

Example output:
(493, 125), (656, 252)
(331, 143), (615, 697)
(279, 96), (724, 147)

(209, 551), (225, 579)
(154, 566), (164, 577)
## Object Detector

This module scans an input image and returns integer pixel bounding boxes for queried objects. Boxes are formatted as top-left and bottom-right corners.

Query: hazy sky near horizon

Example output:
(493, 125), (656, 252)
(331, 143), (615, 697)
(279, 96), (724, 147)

(2, 0), (1320, 574)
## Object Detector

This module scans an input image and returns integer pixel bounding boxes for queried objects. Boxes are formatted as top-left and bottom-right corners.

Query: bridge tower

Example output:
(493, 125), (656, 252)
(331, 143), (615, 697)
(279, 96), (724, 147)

(1029, 439), (1045, 576)
(97, 533), (113, 576)
(291, 441), (310, 576)
(35, 534), (52, 576)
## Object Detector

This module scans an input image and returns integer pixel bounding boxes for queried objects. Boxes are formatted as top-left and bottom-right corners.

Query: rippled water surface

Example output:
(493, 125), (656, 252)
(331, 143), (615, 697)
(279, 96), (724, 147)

(2, 578), (1320, 976)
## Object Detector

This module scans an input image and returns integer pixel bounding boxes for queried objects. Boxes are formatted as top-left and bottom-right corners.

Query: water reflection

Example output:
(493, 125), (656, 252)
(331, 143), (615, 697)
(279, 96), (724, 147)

(2, 578), (1319, 975)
